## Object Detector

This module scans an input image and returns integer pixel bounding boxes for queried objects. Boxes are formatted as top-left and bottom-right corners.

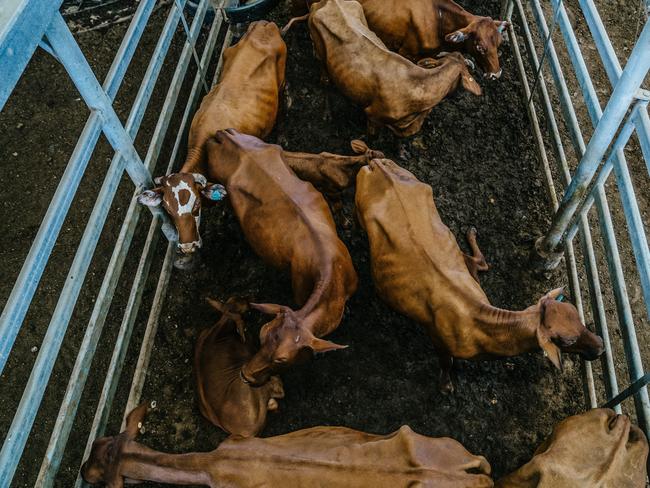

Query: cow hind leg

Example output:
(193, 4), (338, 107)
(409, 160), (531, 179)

(464, 226), (489, 283)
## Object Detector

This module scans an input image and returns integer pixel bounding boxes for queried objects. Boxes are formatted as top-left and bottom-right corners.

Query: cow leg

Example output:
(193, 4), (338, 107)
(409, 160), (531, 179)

(438, 352), (455, 395)
(464, 226), (488, 282)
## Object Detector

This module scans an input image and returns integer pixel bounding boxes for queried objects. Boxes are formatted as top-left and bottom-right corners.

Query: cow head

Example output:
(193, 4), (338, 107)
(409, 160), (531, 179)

(137, 173), (226, 270)
(497, 409), (648, 487)
(239, 303), (347, 385)
(81, 403), (148, 487)
(445, 18), (510, 80)
(535, 288), (604, 370)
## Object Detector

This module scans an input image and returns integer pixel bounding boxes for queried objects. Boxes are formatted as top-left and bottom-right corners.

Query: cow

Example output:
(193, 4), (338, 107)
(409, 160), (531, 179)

(287, 0), (481, 138)
(355, 159), (604, 393)
(204, 129), (358, 386)
(137, 20), (287, 270)
(289, 0), (508, 79)
(194, 297), (284, 438)
(496, 409), (648, 487)
(81, 404), (494, 488)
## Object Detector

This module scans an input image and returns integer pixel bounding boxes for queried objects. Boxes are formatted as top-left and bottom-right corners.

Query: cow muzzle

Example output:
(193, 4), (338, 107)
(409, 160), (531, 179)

(484, 69), (502, 80)
(174, 239), (202, 270)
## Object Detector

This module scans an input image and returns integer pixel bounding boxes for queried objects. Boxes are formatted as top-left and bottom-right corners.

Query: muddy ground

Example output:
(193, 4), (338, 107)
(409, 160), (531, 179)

(0, 0), (647, 487)
(137, 0), (582, 484)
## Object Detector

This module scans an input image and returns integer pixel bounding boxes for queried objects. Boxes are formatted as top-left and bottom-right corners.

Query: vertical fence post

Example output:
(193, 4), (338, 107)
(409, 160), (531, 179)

(533, 19), (650, 269)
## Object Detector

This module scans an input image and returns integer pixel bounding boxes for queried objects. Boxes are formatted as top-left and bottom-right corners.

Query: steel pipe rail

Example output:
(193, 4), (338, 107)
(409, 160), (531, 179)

(533, 19), (650, 266)
(0, 0), (230, 484)
(506, 0), (650, 439)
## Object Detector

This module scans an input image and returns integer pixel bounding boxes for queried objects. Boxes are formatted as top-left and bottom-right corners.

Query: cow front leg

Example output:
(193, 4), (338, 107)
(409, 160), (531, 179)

(438, 352), (455, 394)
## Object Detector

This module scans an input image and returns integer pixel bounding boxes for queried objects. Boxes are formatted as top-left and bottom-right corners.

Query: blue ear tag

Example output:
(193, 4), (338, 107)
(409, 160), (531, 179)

(208, 184), (227, 201)
(556, 294), (566, 302)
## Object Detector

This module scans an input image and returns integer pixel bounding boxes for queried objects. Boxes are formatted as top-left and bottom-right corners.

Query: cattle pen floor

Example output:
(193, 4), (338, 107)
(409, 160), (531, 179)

(0, 0), (646, 486)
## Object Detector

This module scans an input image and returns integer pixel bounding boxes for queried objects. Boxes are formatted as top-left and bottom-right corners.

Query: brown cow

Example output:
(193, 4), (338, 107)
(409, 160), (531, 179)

(497, 409), (648, 487)
(356, 0), (509, 79)
(137, 20), (287, 269)
(81, 404), (494, 487)
(205, 129), (358, 386)
(289, 0), (508, 78)
(294, 0), (482, 137)
(194, 297), (284, 438)
(355, 159), (604, 393)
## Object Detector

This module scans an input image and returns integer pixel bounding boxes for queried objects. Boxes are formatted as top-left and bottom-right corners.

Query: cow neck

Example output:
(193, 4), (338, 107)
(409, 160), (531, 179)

(295, 273), (342, 337)
(118, 442), (214, 486)
(179, 146), (206, 176)
(439, 1), (476, 37)
(471, 300), (542, 356)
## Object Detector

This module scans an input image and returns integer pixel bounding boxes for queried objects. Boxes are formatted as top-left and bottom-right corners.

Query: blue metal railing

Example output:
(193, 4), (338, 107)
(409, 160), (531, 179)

(0, 0), (232, 485)
(505, 0), (650, 436)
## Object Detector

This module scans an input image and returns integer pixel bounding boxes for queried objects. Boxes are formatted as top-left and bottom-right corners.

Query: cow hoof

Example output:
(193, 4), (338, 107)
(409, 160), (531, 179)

(439, 379), (455, 395)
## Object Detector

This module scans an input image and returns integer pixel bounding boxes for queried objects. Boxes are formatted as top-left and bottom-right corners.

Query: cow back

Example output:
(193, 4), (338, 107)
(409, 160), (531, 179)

(212, 425), (493, 487)
(356, 159), (486, 325)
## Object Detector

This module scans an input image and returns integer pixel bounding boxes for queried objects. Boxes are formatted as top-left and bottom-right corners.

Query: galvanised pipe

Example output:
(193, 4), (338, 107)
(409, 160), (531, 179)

(534, 19), (650, 268)
(36, 2), (191, 484)
(552, 0), (650, 329)
(0, 0), (158, 377)
(579, 0), (650, 171)
(74, 2), (220, 484)
(0, 9), (169, 483)
(520, 0), (618, 405)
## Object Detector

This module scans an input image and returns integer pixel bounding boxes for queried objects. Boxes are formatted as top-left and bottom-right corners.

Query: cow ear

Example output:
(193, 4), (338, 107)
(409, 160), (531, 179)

(250, 303), (289, 316)
(536, 326), (562, 371)
(461, 70), (482, 96)
(308, 337), (348, 354)
(124, 403), (149, 440)
(154, 175), (166, 185)
(192, 173), (207, 187)
(137, 188), (163, 207)
(445, 29), (469, 43)
(201, 183), (227, 201)
(495, 20), (510, 34)
(350, 139), (369, 154)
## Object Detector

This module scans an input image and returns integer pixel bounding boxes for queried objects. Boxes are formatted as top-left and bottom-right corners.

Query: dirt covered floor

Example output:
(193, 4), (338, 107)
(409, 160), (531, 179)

(1, 0), (646, 486)
(137, 1), (586, 485)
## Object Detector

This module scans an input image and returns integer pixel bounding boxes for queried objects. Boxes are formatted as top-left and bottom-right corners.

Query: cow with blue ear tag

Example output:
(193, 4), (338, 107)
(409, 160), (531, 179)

(137, 172), (226, 270)
(137, 20), (287, 269)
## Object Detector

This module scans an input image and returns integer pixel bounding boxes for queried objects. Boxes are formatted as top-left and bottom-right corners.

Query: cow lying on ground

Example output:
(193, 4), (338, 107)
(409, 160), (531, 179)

(137, 20), (286, 269)
(355, 159), (604, 393)
(285, 0), (481, 137)
(194, 297), (284, 438)
(205, 129), (358, 386)
(81, 404), (494, 487)
(289, 0), (508, 79)
(496, 409), (648, 487)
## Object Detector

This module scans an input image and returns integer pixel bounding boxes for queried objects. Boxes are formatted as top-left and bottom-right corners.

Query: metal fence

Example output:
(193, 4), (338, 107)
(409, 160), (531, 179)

(0, 0), (232, 485)
(0, 0), (649, 486)
(503, 0), (650, 435)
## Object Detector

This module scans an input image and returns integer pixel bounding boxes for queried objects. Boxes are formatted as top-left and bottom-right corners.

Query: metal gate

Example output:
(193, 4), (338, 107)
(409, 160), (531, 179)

(0, 0), (231, 485)
(0, 0), (649, 486)
(502, 0), (650, 434)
